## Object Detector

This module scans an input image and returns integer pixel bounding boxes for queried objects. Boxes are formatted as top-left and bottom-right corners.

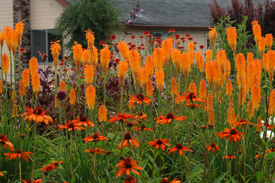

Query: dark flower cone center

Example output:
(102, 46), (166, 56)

(210, 143), (216, 148)
(230, 129), (238, 135)
(160, 179), (170, 183)
(124, 132), (131, 140)
(156, 139), (163, 145)
(240, 119), (245, 122)
(137, 93), (144, 100)
(166, 112), (174, 119)
(0, 135), (6, 139)
(92, 134), (99, 139)
(68, 123), (75, 128)
(15, 149), (22, 153)
(127, 122), (134, 127)
(80, 116), (87, 122)
(124, 162), (132, 169)
(188, 92), (196, 99)
(35, 107), (43, 115)
(141, 125), (146, 130)
(176, 143), (183, 149)
(125, 176), (135, 181)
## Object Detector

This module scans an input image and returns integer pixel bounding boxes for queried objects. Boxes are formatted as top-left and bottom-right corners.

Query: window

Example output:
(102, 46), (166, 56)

(152, 32), (170, 40)
(31, 29), (62, 63)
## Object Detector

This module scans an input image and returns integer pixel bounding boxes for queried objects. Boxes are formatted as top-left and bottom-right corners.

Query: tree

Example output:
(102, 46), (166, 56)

(55, 0), (122, 49)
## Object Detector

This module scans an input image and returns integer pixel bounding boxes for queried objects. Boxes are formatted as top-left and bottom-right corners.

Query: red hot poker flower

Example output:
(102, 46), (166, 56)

(154, 112), (186, 125)
(115, 157), (143, 177)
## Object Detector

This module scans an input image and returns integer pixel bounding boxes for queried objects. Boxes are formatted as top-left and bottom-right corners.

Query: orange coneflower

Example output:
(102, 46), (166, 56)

(100, 45), (111, 74)
(252, 20), (261, 45)
(31, 72), (40, 94)
(70, 87), (76, 105)
(29, 57), (38, 76)
(40, 164), (56, 172)
(115, 157), (143, 177)
(118, 60), (128, 87)
(82, 49), (91, 65)
(98, 104), (107, 122)
(86, 85), (96, 110)
(117, 41), (130, 60)
(124, 176), (136, 183)
(226, 27), (237, 54)
(223, 154), (236, 160)
(21, 106), (53, 125)
(85, 147), (106, 155)
(265, 34), (273, 50)
(231, 119), (255, 131)
(22, 69), (30, 87)
(19, 80), (25, 97)
(4, 150), (33, 162)
(134, 112), (148, 121)
(145, 55), (154, 77)
(72, 42), (83, 70)
(133, 124), (153, 131)
(154, 47), (164, 70)
(205, 143), (220, 153)
(129, 49), (140, 80)
(51, 160), (64, 167)
(22, 179), (43, 183)
(148, 139), (170, 150)
(179, 92), (204, 104)
(263, 123), (275, 130)
(118, 132), (140, 148)
(155, 69), (165, 92)
(109, 112), (134, 123)
(206, 49), (212, 61)
(58, 121), (84, 131)
(74, 115), (95, 127)
(209, 27), (217, 48)
(160, 177), (181, 183)
(128, 93), (152, 109)
(50, 40), (61, 67)
(85, 29), (95, 51)
(216, 127), (245, 142)
(0, 135), (14, 151)
(154, 112), (186, 125)
(2, 53), (9, 75)
(168, 144), (192, 155)
(83, 132), (108, 143)
(84, 65), (94, 85)
(59, 81), (66, 91)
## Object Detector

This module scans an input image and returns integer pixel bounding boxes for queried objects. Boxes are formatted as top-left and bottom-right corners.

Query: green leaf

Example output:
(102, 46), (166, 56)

(255, 171), (264, 183)
(214, 173), (227, 183)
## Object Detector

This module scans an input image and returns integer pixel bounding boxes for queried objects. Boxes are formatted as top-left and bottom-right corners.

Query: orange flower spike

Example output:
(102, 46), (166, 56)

(216, 50), (227, 72)
(205, 143), (221, 153)
(145, 55), (154, 77)
(224, 60), (231, 81)
(258, 37), (266, 58)
(251, 83), (261, 110)
(148, 139), (170, 150)
(206, 93), (213, 111)
(11, 29), (19, 54)
(216, 127), (245, 142)
(138, 67), (149, 90)
(188, 81), (197, 95)
(100, 45), (111, 74)
(19, 80), (25, 97)
(83, 132), (108, 143)
(58, 121), (84, 131)
(265, 34), (273, 50)
(32, 72), (40, 94)
(206, 49), (212, 61)
(154, 112), (186, 125)
(21, 106), (53, 125)
(213, 60), (223, 88)
(162, 37), (173, 64)
(197, 55), (205, 73)
(209, 27), (217, 48)
(86, 85), (96, 110)
(247, 52), (254, 63)
(171, 49), (182, 74)
(205, 61), (215, 89)
(255, 59), (262, 79)
(129, 49), (140, 80)
(118, 60), (128, 87)
(188, 41), (195, 52)
(22, 69), (30, 87)
(0, 135), (14, 151)
(54, 95), (58, 109)
(235, 53), (246, 80)
(0, 32), (4, 48)
(59, 81), (66, 91)
(50, 40), (61, 67)
(85, 29), (95, 51)
(226, 80), (233, 96)
(115, 157), (143, 177)
(171, 77), (178, 97)
(247, 61), (255, 84)
(256, 116), (262, 132)
(82, 49), (91, 65)
(0, 80), (2, 95)
(199, 79), (207, 100)
(117, 41), (130, 60)
(195, 51), (202, 65)
(226, 27), (237, 54)
(118, 132), (140, 149)
(15, 20), (25, 41)
(2, 53), (9, 75)
(70, 87), (76, 105)
(29, 57), (38, 76)
(168, 144), (192, 155)
(181, 52), (191, 79)
(128, 93), (152, 109)
(4, 150), (33, 162)
(98, 104), (107, 122)
(154, 47), (164, 70)
(247, 100), (254, 118)
(208, 107), (215, 126)
(155, 69), (165, 93)
(92, 46), (98, 67)
(84, 65), (94, 85)
(72, 42), (83, 70)
(146, 80), (153, 98)
(3, 26), (14, 52)
(252, 20), (261, 45)
(269, 90), (275, 115)
(227, 105), (236, 127)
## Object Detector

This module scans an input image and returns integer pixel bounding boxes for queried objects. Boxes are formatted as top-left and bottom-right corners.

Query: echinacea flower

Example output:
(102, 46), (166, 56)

(83, 132), (108, 143)
(74, 116), (95, 127)
(216, 127), (245, 142)
(148, 139), (170, 150)
(4, 150), (33, 162)
(185, 104), (202, 109)
(22, 179), (43, 183)
(160, 177), (181, 183)
(222, 154), (236, 160)
(0, 171), (3, 177)
(154, 112), (186, 125)
(58, 121), (84, 131)
(168, 144), (192, 155)
(51, 160), (64, 167)
(178, 92), (204, 104)
(110, 35), (116, 40)
(0, 135), (14, 151)
(128, 94), (152, 109)
(133, 124), (153, 131)
(124, 176), (136, 183)
(40, 164), (56, 172)
(21, 106), (53, 125)
(134, 112), (148, 121)
(205, 143), (221, 153)
(109, 112), (134, 123)
(118, 132), (140, 149)
(231, 119), (255, 131)
(115, 157), (143, 177)
(85, 147), (106, 155)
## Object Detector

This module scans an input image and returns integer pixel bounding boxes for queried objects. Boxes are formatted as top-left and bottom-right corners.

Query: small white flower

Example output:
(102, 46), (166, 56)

(260, 130), (274, 139)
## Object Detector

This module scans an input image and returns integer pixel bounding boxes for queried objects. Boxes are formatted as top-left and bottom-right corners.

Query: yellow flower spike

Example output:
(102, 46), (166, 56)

(12, 90), (17, 104)
(12, 104), (18, 117)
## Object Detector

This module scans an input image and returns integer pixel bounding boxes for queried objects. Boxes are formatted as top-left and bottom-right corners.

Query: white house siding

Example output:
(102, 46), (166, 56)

(30, 0), (64, 30)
